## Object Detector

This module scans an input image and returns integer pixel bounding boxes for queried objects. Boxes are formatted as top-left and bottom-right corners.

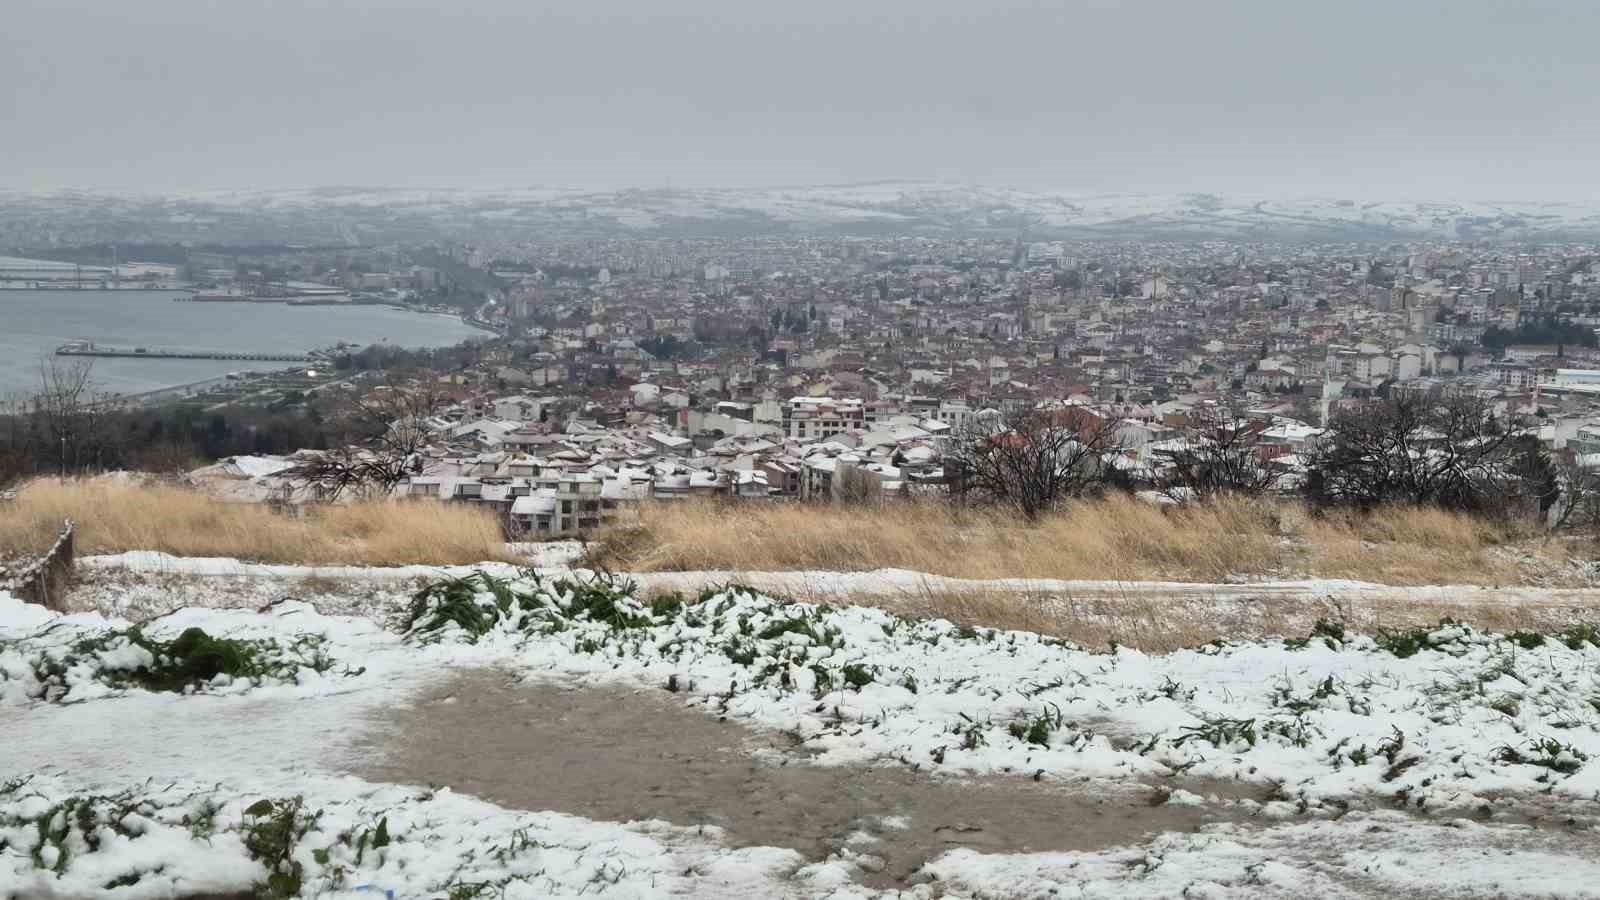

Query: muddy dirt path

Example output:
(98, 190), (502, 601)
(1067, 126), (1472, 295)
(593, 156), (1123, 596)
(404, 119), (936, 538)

(350, 669), (1271, 887)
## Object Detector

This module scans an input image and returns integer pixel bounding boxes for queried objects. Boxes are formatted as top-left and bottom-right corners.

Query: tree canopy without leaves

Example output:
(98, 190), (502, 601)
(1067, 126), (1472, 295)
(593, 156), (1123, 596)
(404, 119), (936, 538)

(947, 408), (1123, 519)
(0, 358), (118, 482)
(1549, 456), (1600, 532)
(1152, 404), (1283, 500)
(290, 375), (446, 500)
(1304, 391), (1532, 515)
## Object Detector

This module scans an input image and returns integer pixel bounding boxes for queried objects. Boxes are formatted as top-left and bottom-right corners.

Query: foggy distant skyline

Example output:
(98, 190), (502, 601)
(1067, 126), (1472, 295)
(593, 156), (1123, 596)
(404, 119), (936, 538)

(5, 0), (1598, 201)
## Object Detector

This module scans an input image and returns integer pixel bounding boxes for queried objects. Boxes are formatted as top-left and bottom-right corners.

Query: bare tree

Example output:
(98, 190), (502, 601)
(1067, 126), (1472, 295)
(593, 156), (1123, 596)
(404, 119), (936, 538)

(291, 374), (446, 500)
(947, 407), (1123, 520)
(1549, 457), (1600, 532)
(1304, 390), (1531, 515)
(27, 358), (117, 475)
(1152, 404), (1283, 500)
(832, 461), (879, 505)
(0, 393), (29, 488)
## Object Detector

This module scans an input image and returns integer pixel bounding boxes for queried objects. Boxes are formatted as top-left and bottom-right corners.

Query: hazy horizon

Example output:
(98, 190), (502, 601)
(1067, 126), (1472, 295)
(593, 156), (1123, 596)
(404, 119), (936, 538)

(8, 180), (1600, 208)
(6, 0), (1597, 202)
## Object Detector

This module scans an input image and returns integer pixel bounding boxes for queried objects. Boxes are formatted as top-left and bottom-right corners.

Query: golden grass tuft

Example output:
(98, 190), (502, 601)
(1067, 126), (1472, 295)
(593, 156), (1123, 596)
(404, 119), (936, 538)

(1292, 503), (1535, 585)
(0, 479), (517, 567)
(593, 495), (1564, 587)
(3, 481), (1590, 651)
(0, 479), (1577, 594)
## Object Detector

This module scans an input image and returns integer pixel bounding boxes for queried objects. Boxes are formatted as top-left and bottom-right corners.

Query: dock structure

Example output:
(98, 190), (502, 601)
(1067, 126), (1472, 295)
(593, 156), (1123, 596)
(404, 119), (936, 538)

(56, 344), (315, 363)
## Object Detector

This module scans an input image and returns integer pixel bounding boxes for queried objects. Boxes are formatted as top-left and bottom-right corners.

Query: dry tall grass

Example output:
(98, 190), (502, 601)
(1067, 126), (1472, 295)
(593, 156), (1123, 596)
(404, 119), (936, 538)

(592, 495), (1565, 587)
(0, 480), (1574, 585)
(6, 480), (1591, 651)
(0, 479), (516, 566)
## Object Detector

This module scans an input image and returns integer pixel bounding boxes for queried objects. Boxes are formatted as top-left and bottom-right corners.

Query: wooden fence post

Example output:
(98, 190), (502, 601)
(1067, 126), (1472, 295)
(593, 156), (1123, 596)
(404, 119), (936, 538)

(4, 519), (75, 613)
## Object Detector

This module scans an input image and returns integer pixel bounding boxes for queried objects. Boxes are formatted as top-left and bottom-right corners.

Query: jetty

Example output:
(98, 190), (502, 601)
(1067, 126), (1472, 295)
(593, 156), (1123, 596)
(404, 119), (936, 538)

(56, 343), (315, 363)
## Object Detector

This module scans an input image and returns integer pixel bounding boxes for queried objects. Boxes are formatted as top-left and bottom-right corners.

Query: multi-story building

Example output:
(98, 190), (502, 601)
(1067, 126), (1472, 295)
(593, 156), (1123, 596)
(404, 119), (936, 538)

(783, 397), (865, 440)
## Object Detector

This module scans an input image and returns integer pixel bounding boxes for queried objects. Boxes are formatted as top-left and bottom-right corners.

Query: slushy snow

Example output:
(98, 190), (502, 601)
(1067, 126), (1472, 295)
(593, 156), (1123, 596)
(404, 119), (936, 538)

(8, 570), (1600, 897)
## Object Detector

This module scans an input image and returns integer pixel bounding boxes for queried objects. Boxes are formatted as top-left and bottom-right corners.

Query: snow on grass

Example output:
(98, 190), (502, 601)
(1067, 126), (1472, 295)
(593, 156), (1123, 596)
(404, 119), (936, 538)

(80, 540), (584, 579)
(400, 570), (1600, 816)
(0, 601), (362, 705)
(77, 550), (1600, 614)
(0, 773), (804, 900)
(14, 570), (1600, 817)
(9, 571), (1600, 896)
(918, 811), (1600, 899)
(1, 624), (334, 705)
(78, 551), (475, 580)
(7, 775), (1599, 899)
(3, 594), (809, 898)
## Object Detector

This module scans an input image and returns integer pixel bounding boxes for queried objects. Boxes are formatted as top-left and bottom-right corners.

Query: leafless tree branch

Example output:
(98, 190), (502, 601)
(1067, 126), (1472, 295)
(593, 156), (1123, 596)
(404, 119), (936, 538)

(290, 374), (445, 500)
(1152, 404), (1283, 500)
(946, 408), (1123, 519)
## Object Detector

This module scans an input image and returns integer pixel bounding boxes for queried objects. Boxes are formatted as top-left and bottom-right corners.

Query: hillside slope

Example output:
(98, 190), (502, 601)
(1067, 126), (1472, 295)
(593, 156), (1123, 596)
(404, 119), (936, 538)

(9, 183), (1600, 242)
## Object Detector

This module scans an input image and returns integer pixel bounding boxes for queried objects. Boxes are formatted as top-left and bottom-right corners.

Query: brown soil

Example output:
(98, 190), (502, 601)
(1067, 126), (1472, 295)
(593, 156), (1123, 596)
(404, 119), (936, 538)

(349, 669), (1269, 886)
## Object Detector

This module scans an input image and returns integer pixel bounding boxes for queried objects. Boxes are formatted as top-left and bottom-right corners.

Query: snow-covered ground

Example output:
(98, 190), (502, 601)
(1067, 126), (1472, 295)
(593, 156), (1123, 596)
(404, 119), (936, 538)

(8, 564), (1600, 897)
(74, 548), (1600, 609)
(72, 549), (1600, 653)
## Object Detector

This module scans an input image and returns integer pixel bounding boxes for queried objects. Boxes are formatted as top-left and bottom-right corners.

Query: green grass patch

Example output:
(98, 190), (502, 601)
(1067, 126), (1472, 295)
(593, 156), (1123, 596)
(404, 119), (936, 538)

(21, 626), (335, 700)
(242, 796), (323, 899)
(1008, 703), (1065, 747)
(0, 789), (149, 880)
(1173, 716), (1258, 749)
(1495, 737), (1589, 775)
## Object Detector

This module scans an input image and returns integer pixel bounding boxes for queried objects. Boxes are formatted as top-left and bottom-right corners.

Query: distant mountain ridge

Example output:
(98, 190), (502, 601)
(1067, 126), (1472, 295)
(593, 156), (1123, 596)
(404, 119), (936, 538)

(8, 183), (1600, 243)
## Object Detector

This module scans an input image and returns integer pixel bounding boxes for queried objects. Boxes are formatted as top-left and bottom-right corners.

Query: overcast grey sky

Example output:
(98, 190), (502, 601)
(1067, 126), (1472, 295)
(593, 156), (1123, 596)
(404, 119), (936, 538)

(4, 0), (1596, 199)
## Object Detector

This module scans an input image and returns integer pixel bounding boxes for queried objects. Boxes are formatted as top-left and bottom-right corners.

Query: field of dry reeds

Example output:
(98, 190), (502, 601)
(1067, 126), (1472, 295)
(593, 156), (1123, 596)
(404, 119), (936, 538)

(0, 479), (516, 566)
(582, 497), (1600, 650)
(589, 494), (1575, 587)
(4, 481), (1596, 652)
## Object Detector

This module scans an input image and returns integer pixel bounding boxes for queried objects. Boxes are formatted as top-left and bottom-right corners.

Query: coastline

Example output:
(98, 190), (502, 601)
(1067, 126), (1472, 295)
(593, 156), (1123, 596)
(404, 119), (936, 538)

(96, 373), (243, 408)
(0, 286), (183, 292)
(1, 290), (492, 400)
(99, 309), (493, 408)
(457, 311), (501, 335)
(169, 290), (501, 338)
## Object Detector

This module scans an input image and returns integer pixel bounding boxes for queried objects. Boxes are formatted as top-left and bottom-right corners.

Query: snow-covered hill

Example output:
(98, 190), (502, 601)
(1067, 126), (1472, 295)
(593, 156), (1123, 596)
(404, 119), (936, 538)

(10, 183), (1600, 242)
(181, 183), (1600, 238)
